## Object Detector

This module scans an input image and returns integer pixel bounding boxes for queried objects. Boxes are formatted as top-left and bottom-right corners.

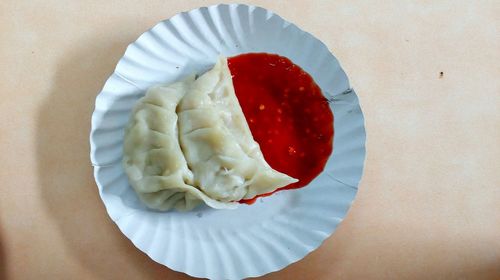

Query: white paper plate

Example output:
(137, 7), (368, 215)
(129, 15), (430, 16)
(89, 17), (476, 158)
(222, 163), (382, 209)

(90, 3), (366, 279)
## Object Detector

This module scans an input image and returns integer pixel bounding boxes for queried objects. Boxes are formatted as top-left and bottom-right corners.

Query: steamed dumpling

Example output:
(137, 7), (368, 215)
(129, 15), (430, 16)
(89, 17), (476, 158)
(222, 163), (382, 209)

(122, 56), (297, 211)
(178, 57), (297, 201)
(122, 78), (237, 211)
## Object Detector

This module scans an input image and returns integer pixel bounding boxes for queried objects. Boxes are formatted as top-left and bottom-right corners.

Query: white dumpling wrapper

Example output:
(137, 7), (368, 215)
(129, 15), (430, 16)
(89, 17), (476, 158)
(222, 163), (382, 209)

(178, 57), (297, 202)
(122, 79), (237, 211)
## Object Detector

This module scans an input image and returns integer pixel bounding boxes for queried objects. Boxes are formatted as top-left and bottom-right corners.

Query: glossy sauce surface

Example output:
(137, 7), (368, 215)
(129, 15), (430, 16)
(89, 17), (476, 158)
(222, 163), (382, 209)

(228, 53), (334, 204)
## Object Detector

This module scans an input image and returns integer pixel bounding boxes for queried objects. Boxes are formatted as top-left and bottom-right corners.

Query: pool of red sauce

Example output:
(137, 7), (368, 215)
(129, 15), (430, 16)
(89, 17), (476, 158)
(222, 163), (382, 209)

(228, 53), (334, 204)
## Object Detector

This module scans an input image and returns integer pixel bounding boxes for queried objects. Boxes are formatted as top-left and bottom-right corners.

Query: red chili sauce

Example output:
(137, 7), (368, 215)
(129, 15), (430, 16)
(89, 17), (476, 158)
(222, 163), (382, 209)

(228, 53), (334, 204)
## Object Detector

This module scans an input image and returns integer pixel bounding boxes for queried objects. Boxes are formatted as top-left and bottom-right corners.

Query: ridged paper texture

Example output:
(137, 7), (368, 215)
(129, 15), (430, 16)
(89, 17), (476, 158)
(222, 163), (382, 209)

(90, 4), (366, 279)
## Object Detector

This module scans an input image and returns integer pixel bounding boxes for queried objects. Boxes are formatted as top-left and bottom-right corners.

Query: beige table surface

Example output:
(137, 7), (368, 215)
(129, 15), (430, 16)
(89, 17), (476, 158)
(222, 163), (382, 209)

(1, 1), (499, 279)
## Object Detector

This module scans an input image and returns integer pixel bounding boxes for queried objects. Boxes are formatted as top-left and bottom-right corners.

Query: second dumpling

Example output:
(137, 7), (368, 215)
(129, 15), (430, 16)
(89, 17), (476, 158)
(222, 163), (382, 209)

(178, 56), (298, 202)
